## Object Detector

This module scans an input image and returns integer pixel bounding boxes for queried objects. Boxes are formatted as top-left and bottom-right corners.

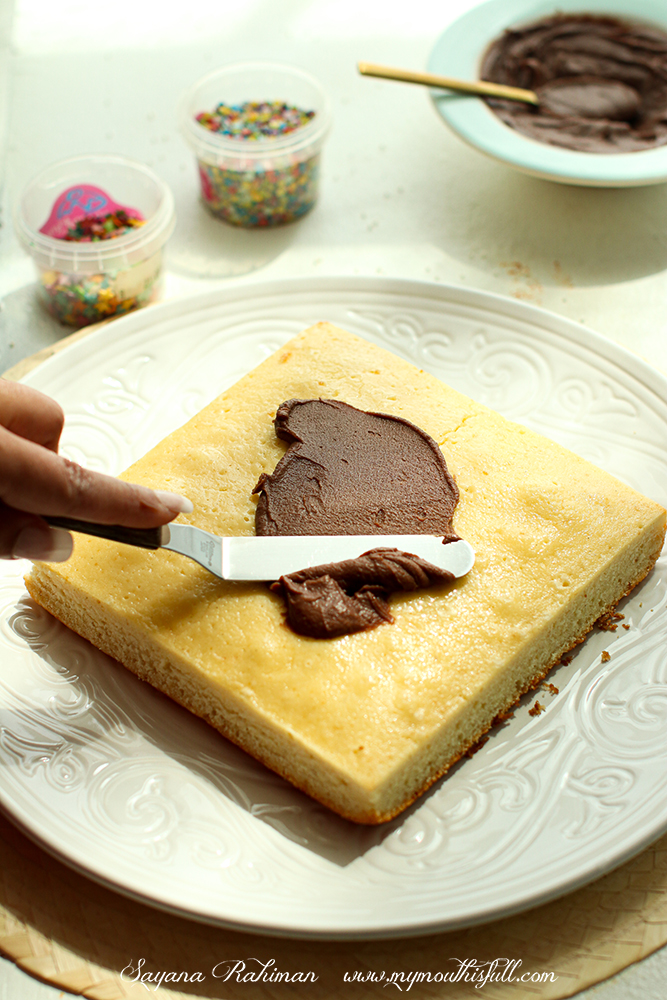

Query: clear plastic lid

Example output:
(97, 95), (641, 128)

(179, 62), (331, 168)
(16, 154), (176, 274)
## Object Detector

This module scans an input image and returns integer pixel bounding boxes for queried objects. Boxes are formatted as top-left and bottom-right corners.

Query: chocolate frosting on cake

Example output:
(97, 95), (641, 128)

(253, 398), (460, 638)
(271, 548), (455, 639)
(481, 14), (667, 153)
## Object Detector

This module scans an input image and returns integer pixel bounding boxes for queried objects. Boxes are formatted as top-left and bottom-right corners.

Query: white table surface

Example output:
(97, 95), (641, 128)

(1, 0), (666, 996)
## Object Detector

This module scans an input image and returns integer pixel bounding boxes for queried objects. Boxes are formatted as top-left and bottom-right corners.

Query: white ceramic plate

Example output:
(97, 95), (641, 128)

(1, 277), (666, 939)
(428, 0), (667, 187)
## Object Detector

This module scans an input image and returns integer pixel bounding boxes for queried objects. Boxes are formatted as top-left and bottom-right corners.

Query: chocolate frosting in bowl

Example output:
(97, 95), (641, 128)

(481, 14), (667, 152)
(253, 399), (461, 638)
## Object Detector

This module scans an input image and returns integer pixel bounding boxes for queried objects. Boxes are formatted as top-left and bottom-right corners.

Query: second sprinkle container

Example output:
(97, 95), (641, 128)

(180, 63), (331, 228)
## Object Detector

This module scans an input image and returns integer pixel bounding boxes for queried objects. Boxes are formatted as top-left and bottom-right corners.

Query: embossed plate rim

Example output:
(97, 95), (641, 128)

(20, 277), (667, 407)
(1, 276), (666, 939)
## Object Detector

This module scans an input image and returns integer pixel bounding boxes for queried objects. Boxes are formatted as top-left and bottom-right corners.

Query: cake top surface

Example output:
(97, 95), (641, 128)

(33, 322), (666, 790)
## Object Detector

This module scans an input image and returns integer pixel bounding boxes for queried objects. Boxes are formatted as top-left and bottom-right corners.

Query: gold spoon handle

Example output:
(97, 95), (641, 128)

(357, 61), (538, 105)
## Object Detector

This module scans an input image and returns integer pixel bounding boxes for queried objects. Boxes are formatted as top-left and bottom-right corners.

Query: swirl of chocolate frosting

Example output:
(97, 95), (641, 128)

(253, 399), (461, 638)
(481, 14), (667, 153)
(271, 548), (455, 639)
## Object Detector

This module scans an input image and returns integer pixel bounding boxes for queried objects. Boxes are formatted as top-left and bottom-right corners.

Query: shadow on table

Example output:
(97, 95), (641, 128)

(0, 284), (70, 375)
(167, 194), (298, 279)
(423, 142), (667, 287)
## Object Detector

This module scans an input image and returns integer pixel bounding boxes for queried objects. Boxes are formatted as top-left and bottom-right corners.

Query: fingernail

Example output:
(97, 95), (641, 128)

(148, 490), (194, 515)
(13, 526), (74, 562)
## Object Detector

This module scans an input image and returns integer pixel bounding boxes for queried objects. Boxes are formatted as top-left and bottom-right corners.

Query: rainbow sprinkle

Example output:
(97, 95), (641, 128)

(197, 157), (319, 227)
(196, 100), (315, 139)
(39, 266), (158, 328)
(63, 209), (145, 242)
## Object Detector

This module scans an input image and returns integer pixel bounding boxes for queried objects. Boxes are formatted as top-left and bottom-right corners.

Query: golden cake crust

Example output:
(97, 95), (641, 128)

(26, 322), (667, 823)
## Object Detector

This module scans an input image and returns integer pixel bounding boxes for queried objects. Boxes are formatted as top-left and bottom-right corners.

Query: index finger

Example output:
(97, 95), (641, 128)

(0, 379), (64, 451)
(0, 425), (192, 526)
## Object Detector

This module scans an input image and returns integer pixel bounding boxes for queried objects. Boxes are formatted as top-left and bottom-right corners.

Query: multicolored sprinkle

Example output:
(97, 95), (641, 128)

(39, 266), (158, 328)
(196, 100), (315, 139)
(197, 156), (319, 227)
(63, 209), (145, 242)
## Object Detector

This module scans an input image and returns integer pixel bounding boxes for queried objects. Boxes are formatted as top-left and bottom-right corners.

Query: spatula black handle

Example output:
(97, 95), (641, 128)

(44, 516), (164, 550)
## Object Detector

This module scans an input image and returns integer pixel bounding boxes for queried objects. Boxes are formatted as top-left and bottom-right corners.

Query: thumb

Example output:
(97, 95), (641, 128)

(0, 506), (73, 561)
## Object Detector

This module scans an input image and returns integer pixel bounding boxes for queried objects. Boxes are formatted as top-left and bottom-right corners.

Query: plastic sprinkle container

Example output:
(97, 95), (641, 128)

(180, 63), (331, 228)
(16, 155), (175, 327)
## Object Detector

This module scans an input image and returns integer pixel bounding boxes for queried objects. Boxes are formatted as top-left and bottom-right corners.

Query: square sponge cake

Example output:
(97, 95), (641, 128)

(26, 323), (666, 824)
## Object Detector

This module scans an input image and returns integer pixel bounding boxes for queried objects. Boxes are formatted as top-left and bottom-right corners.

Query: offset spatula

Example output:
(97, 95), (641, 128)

(44, 516), (475, 582)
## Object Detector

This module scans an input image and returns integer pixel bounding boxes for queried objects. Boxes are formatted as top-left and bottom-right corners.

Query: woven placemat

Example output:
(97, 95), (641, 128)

(0, 811), (666, 1000)
(2, 327), (667, 999)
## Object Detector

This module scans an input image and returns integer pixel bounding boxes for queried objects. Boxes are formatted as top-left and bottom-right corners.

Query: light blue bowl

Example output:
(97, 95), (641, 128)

(428, 0), (667, 186)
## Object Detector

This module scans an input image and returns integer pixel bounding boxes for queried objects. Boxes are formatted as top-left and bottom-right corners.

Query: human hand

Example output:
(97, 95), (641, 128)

(0, 379), (192, 562)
